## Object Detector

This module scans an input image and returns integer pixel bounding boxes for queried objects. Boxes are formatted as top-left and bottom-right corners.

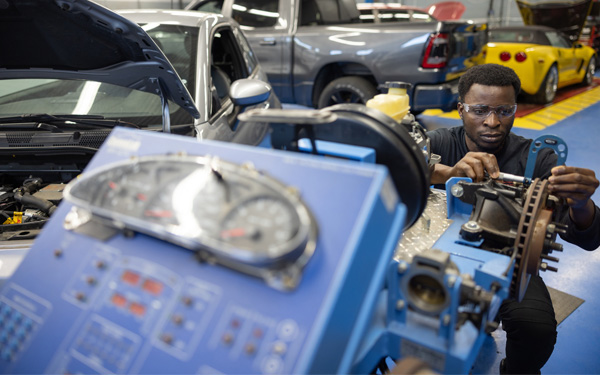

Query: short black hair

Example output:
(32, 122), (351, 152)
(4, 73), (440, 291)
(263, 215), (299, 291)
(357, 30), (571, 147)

(458, 63), (521, 101)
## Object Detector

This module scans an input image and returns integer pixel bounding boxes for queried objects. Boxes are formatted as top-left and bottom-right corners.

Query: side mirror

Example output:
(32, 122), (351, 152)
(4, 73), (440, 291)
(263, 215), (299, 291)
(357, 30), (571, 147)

(230, 79), (271, 106)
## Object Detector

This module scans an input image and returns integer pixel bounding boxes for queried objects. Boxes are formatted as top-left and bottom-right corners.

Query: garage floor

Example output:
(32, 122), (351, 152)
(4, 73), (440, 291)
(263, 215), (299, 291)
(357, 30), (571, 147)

(417, 75), (600, 374)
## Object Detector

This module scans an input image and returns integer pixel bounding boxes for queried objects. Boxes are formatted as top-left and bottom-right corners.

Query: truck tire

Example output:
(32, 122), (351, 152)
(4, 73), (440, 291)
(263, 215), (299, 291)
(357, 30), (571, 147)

(532, 65), (558, 104)
(317, 76), (378, 108)
(582, 58), (596, 86)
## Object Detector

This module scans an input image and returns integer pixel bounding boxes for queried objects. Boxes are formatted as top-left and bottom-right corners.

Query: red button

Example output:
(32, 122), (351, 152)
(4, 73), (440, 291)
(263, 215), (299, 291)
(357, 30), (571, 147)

(111, 293), (127, 307)
(130, 302), (146, 316)
(122, 270), (140, 286)
(142, 279), (163, 295)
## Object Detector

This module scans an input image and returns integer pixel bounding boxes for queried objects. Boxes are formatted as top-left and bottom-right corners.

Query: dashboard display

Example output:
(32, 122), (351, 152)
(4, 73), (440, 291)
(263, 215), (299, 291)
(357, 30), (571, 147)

(63, 154), (318, 289)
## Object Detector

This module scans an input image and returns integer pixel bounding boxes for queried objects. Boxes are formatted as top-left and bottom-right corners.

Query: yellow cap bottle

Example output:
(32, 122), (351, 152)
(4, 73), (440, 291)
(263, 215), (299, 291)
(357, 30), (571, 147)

(366, 82), (411, 121)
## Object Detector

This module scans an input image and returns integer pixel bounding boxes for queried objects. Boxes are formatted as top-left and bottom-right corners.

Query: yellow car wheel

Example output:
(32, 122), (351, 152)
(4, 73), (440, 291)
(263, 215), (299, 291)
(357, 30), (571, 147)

(533, 65), (558, 104)
(583, 58), (596, 86)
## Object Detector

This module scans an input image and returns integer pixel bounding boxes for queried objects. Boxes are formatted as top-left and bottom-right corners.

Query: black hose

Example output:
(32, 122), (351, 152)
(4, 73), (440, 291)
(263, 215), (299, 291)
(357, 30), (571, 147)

(21, 178), (43, 194)
(13, 190), (56, 215)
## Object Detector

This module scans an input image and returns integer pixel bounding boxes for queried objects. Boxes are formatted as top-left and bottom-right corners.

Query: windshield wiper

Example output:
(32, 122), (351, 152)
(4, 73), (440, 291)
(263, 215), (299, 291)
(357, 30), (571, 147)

(0, 123), (65, 132)
(0, 114), (140, 129)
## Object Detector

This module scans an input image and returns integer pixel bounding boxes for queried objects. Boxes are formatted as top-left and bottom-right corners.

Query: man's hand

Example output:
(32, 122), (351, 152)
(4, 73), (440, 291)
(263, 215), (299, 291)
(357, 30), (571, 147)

(431, 152), (499, 184)
(548, 166), (599, 229)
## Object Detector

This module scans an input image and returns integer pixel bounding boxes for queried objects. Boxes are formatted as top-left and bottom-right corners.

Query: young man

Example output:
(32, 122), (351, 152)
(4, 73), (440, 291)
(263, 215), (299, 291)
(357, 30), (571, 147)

(427, 63), (600, 374)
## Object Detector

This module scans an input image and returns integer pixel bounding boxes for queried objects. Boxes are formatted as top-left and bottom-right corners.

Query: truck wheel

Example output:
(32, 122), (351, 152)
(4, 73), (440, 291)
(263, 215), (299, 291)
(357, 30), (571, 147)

(317, 76), (378, 108)
(532, 65), (558, 104)
(582, 58), (596, 86)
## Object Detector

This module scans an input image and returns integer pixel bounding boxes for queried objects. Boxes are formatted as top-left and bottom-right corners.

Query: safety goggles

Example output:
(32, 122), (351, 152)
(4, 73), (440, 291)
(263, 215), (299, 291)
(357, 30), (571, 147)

(461, 103), (518, 118)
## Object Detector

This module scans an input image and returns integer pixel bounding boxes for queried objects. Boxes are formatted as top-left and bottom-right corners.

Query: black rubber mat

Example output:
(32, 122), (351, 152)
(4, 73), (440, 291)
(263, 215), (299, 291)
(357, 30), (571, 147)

(547, 287), (585, 325)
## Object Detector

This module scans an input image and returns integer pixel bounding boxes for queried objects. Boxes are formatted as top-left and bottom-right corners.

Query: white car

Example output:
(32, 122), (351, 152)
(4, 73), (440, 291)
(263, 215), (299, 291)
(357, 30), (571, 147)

(0, 0), (279, 249)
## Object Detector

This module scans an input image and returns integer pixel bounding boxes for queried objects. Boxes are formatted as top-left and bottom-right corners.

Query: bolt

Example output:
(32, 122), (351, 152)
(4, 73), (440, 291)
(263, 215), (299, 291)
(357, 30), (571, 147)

(451, 184), (464, 198)
(550, 242), (563, 252)
(396, 300), (405, 311)
(443, 314), (451, 326)
(541, 254), (560, 263)
(540, 262), (558, 272)
(447, 275), (456, 288)
(554, 223), (568, 235)
(398, 262), (408, 274)
(465, 221), (479, 230)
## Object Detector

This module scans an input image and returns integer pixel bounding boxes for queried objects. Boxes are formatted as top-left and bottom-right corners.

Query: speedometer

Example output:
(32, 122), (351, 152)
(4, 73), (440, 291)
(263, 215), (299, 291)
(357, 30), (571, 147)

(216, 195), (304, 263)
(63, 154), (318, 290)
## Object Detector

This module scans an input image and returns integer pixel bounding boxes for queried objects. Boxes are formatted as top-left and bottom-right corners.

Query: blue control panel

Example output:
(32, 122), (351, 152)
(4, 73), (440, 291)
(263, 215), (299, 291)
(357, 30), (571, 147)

(0, 128), (405, 374)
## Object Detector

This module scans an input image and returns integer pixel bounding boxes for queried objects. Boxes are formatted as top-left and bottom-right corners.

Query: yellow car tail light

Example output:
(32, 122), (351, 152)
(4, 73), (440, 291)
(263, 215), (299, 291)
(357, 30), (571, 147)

(515, 52), (527, 62)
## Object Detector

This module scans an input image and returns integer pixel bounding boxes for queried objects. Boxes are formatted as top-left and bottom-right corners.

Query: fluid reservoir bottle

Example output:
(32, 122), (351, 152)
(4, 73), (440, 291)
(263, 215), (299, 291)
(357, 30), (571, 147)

(366, 81), (411, 121)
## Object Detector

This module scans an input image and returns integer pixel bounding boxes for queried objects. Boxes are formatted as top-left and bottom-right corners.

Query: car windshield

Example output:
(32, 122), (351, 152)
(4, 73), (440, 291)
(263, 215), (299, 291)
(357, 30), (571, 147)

(0, 78), (193, 128)
(489, 30), (545, 44)
(0, 25), (200, 129)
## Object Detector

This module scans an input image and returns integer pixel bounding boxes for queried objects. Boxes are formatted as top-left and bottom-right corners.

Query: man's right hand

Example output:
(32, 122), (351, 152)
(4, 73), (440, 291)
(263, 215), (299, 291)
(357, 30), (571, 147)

(431, 152), (499, 184)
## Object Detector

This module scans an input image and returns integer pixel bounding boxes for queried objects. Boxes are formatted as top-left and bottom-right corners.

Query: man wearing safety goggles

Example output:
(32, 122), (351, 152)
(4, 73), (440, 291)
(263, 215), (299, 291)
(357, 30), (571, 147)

(427, 63), (600, 374)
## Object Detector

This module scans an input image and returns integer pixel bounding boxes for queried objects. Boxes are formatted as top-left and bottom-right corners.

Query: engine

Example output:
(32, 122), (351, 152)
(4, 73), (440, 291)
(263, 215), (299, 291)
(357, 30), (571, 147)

(0, 154), (89, 241)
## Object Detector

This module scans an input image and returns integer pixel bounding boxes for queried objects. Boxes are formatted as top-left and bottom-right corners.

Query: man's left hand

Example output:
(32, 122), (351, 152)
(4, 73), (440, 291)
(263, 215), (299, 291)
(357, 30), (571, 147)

(549, 166), (599, 228)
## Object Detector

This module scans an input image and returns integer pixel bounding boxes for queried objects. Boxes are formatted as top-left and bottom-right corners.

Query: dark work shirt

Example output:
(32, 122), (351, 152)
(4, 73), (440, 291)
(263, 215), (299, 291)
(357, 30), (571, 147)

(427, 126), (600, 250)
(428, 127), (557, 179)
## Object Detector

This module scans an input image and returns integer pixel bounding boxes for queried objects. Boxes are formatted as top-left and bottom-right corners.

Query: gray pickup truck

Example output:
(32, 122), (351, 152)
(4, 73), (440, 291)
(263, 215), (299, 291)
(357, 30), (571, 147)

(186, 0), (487, 112)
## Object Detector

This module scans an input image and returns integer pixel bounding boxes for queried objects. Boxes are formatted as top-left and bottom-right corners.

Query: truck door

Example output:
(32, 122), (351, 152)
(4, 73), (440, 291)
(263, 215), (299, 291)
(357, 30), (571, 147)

(227, 0), (294, 102)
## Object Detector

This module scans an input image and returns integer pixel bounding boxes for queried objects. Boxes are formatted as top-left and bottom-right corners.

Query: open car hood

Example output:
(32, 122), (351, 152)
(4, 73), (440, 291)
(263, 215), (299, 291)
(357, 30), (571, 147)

(0, 0), (200, 119)
(516, 0), (593, 41)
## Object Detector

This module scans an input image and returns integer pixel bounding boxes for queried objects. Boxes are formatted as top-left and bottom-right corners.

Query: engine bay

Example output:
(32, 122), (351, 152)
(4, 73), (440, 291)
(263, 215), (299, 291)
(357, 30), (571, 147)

(0, 152), (93, 241)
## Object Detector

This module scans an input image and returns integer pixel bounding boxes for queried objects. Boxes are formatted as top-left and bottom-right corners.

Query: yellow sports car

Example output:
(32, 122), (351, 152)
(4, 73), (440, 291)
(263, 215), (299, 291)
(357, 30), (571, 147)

(485, 25), (596, 104)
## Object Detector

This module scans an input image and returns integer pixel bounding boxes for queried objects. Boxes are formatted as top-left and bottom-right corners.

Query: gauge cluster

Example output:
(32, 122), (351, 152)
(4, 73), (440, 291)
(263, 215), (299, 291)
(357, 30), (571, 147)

(63, 154), (317, 290)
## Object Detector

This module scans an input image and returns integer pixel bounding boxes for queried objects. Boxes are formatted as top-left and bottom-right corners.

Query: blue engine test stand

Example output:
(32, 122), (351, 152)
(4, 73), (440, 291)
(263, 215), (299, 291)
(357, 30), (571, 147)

(0, 127), (405, 374)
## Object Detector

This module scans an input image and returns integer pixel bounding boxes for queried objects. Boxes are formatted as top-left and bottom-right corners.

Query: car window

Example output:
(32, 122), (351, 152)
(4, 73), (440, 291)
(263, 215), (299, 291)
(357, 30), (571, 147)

(233, 27), (258, 73)
(489, 31), (534, 42)
(489, 29), (549, 45)
(300, 0), (324, 26)
(191, 0), (224, 13)
(300, 0), (360, 25)
(143, 25), (199, 97)
(231, 0), (279, 28)
(210, 27), (248, 117)
(359, 8), (435, 23)
(546, 31), (572, 48)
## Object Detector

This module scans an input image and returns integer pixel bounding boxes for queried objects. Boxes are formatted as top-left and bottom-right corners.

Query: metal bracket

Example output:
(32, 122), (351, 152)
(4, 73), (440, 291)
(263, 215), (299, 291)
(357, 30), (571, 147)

(524, 135), (568, 180)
